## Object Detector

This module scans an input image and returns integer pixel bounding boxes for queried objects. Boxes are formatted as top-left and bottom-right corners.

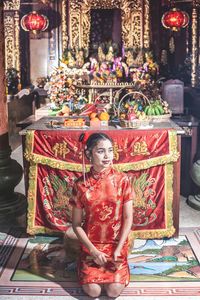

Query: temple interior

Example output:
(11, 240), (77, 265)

(1, 0), (200, 299)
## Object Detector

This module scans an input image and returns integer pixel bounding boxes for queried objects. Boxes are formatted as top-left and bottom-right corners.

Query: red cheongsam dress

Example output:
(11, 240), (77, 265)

(70, 166), (135, 286)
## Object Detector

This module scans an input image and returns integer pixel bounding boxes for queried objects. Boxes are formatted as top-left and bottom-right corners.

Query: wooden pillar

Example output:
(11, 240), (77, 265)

(0, 2), (26, 226)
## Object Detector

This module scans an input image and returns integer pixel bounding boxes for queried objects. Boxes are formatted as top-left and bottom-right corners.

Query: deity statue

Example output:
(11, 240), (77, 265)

(66, 51), (76, 68)
(89, 57), (99, 72)
(143, 51), (158, 77)
(75, 49), (85, 68)
(126, 50), (135, 67)
(99, 61), (110, 82)
(106, 46), (114, 62)
(134, 50), (144, 67)
(98, 46), (106, 63)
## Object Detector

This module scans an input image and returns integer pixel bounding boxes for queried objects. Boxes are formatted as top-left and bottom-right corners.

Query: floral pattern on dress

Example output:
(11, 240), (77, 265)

(70, 167), (135, 285)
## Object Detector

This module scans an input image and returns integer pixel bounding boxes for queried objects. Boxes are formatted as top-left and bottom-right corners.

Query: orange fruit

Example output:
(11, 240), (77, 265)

(62, 105), (70, 114)
(99, 112), (110, 121)
(89, 112), (97, 120)
(91, 117), (100, 122)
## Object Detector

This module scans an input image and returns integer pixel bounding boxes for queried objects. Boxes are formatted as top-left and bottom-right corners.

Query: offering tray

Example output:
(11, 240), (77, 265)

(45, 116), (89, 129)
(19, 116), (89, 131)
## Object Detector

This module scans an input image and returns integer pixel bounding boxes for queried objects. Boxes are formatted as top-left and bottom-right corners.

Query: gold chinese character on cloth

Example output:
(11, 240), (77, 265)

(52, 142), (70, 159)
(113, 142), (123, 161)
(131, 141), (150, 156)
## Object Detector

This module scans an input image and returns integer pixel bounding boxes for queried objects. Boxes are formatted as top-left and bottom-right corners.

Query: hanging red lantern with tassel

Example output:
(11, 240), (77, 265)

(21, 11), (49, 34)
(161, 8), (189, 31)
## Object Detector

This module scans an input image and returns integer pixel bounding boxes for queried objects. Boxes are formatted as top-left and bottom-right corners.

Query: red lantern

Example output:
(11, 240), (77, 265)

(162, 8), (189, 31)
(21, 11), (49, 34)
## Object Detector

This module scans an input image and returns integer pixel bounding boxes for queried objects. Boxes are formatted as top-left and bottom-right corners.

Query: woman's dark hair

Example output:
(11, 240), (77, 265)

(80, 133), (113, 160)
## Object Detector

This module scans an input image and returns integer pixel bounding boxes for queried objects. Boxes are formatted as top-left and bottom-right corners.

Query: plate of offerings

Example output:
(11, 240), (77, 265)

(119, 119), (150, 129)
(46, 117), (88, 129)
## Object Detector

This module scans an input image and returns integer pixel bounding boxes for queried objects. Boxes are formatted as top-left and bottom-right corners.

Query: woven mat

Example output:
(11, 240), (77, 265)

(0, 227), (200, 297)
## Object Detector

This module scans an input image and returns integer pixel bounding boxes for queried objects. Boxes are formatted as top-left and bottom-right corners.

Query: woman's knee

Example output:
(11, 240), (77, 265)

(105, 283), (125, 298)
(82, 283), (101, 298)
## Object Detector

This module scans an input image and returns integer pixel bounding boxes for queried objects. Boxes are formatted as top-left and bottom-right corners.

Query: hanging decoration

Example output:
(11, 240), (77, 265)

(169, 36), (175, 53)
(161, 8), (189, 31)
(21, 11), (49, 34)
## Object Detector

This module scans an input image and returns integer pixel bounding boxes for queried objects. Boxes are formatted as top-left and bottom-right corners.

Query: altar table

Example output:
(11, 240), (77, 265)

(23, 118), (181, 239)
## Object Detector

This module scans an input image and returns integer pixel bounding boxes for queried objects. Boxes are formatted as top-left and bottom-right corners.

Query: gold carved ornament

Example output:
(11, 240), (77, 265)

(191, 4), (198, 87)
(67, 0), (150, 51)
(61, 0), (68, 51)
(3, 1), (20, 74)
(143, 0), (150, 49)
(3, 0), (20, 11)
(4, 15), (15, 70)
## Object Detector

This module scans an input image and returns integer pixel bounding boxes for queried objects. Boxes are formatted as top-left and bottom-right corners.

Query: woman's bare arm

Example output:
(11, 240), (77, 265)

(113, 200), (133, 261)
(72, 206), (108, 265)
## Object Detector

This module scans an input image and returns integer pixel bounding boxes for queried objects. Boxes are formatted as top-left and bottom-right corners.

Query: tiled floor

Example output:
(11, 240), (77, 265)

(1, 297), (200, 300)
(2, 146), (199, 299)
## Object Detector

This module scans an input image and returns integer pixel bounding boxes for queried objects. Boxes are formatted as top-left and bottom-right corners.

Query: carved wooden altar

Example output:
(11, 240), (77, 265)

(2, 0), (200, 87)
(64, 0), (150, 50)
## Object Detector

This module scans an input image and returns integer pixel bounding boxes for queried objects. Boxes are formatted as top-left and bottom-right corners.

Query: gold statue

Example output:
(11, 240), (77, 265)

(126, 50), (135, 67)
(106, 46), (114, 62)
(76, 49), (85, 68)
(143, 51), (158, 77)
(67, 51), (76, 68)
(134, 50), (144, 67)
(98, 46), (106, 63)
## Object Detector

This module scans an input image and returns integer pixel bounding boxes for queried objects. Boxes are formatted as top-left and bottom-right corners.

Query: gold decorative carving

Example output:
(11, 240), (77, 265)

(67, 0), (149, 51)
(61, 0), (68, 52)
(14, 11), (20, 78)
(3, 3), (20, 79)
(4, 14), (15, 70)
(143, 0), (150, 49)
(191, 5), (198, 87)
(3, 0), (20, 11)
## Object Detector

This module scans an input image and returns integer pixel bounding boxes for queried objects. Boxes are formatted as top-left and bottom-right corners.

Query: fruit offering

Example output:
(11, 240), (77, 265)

(78, 103), (97, 116)
(120, 101), (147, 121)
(144, 100), (170, 116)
(89, 111), (110, 122)
(98, 111), (110, 121)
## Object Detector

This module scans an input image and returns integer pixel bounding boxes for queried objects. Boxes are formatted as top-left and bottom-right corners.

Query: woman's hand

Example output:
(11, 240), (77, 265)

(113, 248), (122, 262)
(90, 249), (109, 266)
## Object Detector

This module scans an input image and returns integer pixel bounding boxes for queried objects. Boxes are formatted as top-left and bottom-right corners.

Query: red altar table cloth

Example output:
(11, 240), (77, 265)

(24, 128), (179, 238)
